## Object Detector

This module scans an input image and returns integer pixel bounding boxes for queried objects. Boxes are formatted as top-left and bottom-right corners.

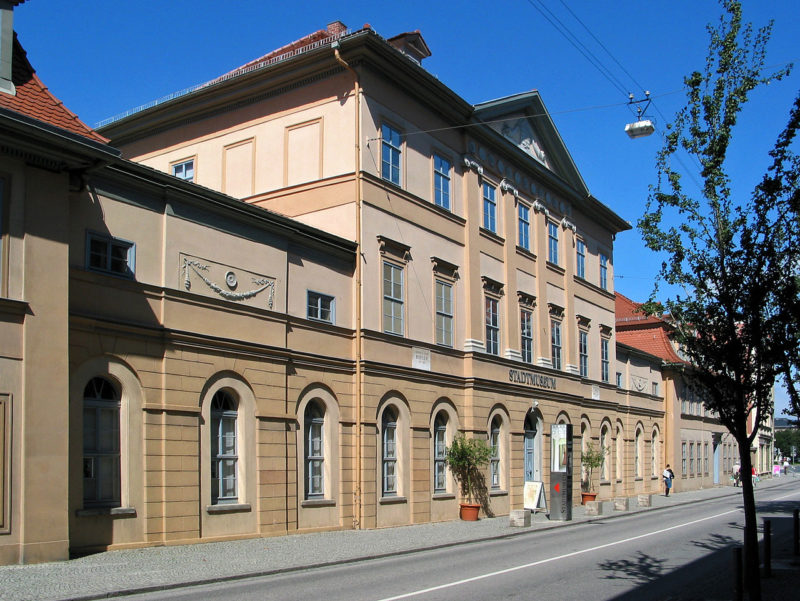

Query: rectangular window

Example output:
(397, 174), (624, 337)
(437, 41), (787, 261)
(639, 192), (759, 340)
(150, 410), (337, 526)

(600, 253), (608, 290)
(601, 338), (610, 383)
(383, 261), (404, 335)
(518, 203), (530, 250)
(579, 331), (588, 377)
(381, 123), (402, 185)
(485, 296), (499, 355)
(616, 372), (622, 388)
(689, 443), (695, 476)
(433, 155), (451, 210)
(483, 183), (496, 233)
(490, 424), (501, 489)
(86, 232), (135, 278)
(551, 320), (562, 370)
(548, 222), (559, 265)
(433, 420), (447, 493)
(520, 309), (533, 363)
(704, 442), (709, 474)
(435, 280), (453, 347)
(172, 159), (194, 182)
(652, 382), (659, 396)
(307, 291), (335, 323)
(383, 421), (397, 496)
(576, 239), (586, 279)
(682, 442), (687, 474)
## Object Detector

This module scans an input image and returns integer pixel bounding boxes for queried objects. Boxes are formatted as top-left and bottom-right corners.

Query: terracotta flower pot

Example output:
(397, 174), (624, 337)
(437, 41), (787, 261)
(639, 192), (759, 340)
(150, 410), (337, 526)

(459, 502), (481, 521)
(581, 492), (598, 505)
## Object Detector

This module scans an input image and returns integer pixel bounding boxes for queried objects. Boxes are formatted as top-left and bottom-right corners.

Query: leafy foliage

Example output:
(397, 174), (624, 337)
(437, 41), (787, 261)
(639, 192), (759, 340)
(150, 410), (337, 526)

(637, 2), (799, 597)
(445, 434), (492, 503)
(580, 443), (607, 493)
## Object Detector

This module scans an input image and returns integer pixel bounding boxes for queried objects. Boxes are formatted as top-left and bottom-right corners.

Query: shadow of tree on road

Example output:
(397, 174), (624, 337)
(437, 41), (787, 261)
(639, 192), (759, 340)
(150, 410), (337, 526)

(597, 551), (668, 584)
(689, 531), (737, 552)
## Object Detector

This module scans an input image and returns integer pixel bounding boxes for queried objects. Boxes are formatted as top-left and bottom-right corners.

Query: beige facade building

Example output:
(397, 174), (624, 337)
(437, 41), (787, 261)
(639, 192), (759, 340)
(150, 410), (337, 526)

(615, 294), (739, 493)
(1, 10), (670, 564)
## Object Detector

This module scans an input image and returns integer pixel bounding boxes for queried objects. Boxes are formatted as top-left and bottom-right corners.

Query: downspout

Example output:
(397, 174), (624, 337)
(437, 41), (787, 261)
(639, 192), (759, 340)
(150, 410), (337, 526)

(333, 41), (363, 530)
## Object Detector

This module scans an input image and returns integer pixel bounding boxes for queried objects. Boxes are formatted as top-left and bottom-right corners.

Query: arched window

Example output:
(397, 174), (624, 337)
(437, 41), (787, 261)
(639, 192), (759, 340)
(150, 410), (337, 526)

(600, 424), (610, 481)
(305, 401), (325, 498)
(651, 428), (660, 476)
(382, 407), (398, 496)
(616, 425), (624, 481)
(489, 416), (501, 489)
(433, 412), (448, 492)
(211, 390), (238, 504)
(83, 377), (120, 507)
(634, 427), (642, 478)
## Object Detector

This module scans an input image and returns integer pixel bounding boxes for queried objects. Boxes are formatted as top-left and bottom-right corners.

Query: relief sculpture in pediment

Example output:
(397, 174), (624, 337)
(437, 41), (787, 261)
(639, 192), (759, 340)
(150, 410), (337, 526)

(499, 118), (548, 167)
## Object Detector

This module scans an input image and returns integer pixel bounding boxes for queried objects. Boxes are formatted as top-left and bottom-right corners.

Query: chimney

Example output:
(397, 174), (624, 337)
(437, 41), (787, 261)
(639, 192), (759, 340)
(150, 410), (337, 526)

(326, 21), (347, 36)
(0, 0), (24, 96)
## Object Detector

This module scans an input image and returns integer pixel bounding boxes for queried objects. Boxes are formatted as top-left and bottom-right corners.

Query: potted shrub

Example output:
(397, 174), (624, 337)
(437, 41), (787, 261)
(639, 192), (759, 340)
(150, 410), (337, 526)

(445, 434), (493, 520)
(580, 442), (607, 504)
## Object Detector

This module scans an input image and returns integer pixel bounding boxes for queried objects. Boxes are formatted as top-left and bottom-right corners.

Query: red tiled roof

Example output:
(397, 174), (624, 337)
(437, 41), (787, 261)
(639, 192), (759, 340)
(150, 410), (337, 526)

(615, 292), (663, 327)
(209, 21), (349, 85)
(617, 328), (685, 364)
(0, 33), (108, 144)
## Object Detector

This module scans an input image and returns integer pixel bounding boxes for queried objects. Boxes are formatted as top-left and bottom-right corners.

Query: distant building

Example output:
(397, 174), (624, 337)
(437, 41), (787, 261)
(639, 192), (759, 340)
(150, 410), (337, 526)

(615, 294), (739, 492)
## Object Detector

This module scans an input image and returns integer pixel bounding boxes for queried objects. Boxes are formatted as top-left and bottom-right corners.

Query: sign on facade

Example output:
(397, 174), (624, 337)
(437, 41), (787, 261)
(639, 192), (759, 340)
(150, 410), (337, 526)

(412, 347), (431, 371)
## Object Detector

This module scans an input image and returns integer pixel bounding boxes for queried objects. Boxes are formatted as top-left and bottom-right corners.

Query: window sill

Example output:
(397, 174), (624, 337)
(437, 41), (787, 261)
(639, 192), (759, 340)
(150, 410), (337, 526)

(379, 495), (407, 505)
(516, 246), (536, 261)
(600, 480), (612, 486)
(206, 503), (251, 514)
(546, 261), (565, 276)
(479, 227), (505, 245)
(301, 498), (336, 508)
(432, 493), (455, 500)
(76, 506), (136, 518)
(634, 477), (643, 482)
(489, 489), (508, 497)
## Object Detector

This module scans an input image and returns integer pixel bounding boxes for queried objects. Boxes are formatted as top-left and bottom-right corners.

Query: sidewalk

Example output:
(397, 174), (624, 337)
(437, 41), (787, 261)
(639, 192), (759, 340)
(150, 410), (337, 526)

(1, 476), (797, 601)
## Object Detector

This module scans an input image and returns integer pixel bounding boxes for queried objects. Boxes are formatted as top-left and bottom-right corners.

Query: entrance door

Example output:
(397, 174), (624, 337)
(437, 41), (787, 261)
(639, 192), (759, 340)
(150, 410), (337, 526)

(524, 413), (540, 482)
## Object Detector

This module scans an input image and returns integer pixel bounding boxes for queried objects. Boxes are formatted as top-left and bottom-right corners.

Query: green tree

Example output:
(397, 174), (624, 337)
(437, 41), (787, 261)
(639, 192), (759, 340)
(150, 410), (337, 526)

(638, 2), (799, 598)
(775, 428), (800, 460)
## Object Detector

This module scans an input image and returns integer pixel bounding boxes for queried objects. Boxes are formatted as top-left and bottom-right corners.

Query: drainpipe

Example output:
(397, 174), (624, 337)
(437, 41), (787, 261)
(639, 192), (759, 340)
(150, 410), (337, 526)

(333, 41), (363, 530)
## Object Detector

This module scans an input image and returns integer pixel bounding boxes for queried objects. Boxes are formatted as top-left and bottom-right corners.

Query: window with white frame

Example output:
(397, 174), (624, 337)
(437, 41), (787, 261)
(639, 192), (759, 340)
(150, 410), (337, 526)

(86, 232), (135, 278)
(485, 296), (499, 355)
(520, 309), (533, 363)
(490, 416), (501, 489)
(652, 381), (659, 396)
(307, 291), (335, 323)
(634, 428), (642, 478)
(382, 407), (398, 496)
(435, 280), (453, 347)
(433, 412), (448, 493)
(83, 377), (120, 507)
(211, 390), (238, 504)
(483, 183), (497, 233)
(599, 253), (608, 290)
(518, 203), (530, 250)
(383, 261), (404, 335)
(651, 429), (659, 476)
(433, 155), (451, 210)
(551, 320), (562, 370)
(682, 441), (687, 474)
(579, 330), (588, 377)
(600, 425), (609, 480)
(704, 442), (709, 474)
(576, 239), (586, 279)
(381, 123), (402, 185)
(616, 372), (623, 388)
(548, 221), (559, 265)
(600, 338), (610, 383)
(172, 159), (194, 182)
(689, 442), (695, 476)
(305, 401), (325, 498)
(615, 426), (623, 480)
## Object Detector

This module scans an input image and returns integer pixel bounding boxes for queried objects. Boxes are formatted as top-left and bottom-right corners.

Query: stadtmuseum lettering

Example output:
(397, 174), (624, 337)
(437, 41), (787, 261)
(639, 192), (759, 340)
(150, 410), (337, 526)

(508, 369), (557, 390)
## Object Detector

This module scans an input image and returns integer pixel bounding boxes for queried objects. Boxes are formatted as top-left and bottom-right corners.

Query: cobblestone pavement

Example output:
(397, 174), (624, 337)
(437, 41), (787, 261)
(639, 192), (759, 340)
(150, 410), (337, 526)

(1, 475), (798, 601)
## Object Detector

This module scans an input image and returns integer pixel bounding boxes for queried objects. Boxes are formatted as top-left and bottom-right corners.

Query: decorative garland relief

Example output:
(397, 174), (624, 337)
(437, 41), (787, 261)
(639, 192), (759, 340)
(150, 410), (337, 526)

(183, 257), (274, 309)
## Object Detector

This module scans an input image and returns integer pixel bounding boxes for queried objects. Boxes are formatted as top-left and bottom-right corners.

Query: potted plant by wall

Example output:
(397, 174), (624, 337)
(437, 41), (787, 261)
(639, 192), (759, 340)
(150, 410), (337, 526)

(580, 442), (607, 504)
(445, 434), (493, 520)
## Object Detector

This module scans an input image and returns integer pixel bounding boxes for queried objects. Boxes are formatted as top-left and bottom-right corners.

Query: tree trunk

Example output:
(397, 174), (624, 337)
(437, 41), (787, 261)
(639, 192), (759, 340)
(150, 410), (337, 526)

(738, 436), (761, 601)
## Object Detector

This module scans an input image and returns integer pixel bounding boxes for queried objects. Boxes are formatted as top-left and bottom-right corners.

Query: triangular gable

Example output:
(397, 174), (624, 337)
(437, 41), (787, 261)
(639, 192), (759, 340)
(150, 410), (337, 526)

(473, 91), (587, 196)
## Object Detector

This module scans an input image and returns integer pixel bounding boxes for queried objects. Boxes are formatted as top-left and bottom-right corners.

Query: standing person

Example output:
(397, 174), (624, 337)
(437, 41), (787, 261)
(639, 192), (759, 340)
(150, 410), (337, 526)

(783, 458), (789, 475)
(662, 464), (675, 496)
(732, 462), (741, 487)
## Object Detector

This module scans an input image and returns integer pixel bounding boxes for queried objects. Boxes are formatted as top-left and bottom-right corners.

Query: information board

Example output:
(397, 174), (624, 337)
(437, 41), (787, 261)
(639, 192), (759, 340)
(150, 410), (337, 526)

(524, 481), (547, 512)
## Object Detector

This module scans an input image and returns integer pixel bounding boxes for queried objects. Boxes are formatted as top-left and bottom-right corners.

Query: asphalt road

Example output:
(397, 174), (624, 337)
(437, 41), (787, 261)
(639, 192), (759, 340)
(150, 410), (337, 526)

(123, 483), (800, 601)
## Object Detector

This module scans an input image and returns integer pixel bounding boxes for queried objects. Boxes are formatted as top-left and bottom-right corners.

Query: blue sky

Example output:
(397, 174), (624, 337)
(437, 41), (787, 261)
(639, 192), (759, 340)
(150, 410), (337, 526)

(14, 1), (799, 415)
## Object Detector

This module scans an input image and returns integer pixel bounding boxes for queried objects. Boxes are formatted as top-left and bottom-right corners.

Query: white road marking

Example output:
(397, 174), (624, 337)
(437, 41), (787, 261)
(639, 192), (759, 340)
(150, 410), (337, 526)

(375, 508), (741, 601)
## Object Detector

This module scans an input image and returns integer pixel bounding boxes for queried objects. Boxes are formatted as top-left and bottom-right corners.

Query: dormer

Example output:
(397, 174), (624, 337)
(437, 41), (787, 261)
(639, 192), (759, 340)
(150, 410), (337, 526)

(387, 30), (431, 65)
